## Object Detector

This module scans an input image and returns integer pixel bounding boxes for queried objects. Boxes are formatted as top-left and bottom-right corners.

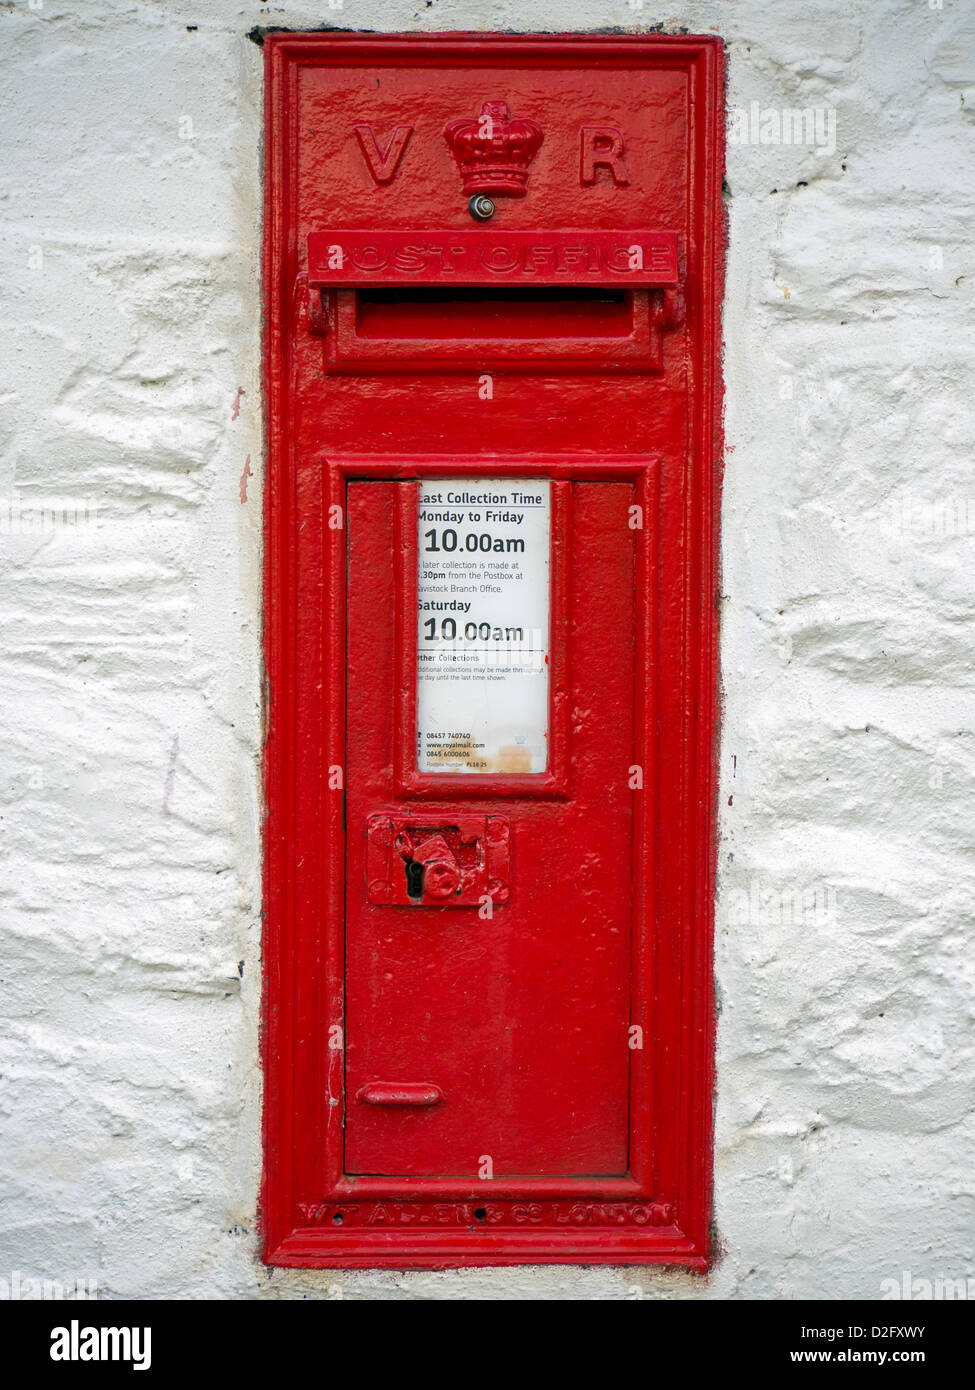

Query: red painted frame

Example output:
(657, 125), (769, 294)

(262, 33), (724, 1269)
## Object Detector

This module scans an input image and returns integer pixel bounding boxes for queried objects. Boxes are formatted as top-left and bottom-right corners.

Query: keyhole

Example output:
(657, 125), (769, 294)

(404, 858), (425, 901)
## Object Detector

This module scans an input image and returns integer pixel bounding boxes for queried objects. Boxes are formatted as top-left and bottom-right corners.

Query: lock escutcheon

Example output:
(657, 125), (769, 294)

(368, 815), (510, 907)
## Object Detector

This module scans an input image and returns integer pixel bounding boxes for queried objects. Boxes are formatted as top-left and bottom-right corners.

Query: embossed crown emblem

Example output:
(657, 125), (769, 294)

(443, 100), (544, 198)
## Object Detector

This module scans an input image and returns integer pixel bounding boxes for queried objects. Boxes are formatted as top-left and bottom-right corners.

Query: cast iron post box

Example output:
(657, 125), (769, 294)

(263, 33), (724, 1267)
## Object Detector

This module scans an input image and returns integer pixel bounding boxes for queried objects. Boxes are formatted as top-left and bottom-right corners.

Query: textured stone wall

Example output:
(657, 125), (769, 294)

(0, 1), (972, 1299)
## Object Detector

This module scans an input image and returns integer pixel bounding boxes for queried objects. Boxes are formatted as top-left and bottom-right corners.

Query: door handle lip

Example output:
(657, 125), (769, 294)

(355, 1081), (444, 1107)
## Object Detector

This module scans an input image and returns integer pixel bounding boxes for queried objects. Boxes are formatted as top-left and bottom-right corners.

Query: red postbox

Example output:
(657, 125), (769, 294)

(262, 33), (724, 1267)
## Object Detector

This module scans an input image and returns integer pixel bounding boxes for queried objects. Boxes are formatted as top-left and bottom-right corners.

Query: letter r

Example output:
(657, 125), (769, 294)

(580, 127), (631, 186)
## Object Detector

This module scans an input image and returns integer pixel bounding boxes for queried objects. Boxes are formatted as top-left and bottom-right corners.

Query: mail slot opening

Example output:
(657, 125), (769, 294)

(354, 286), (634, 340)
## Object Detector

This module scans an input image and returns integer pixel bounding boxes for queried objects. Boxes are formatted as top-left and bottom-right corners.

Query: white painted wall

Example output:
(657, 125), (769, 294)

(0, 0), (972, 1301)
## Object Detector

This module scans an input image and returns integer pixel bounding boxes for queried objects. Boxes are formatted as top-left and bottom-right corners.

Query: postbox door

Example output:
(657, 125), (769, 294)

(345, 478), (635, 1177)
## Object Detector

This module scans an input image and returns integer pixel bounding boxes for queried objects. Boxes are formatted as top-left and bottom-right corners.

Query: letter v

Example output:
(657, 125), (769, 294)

(354, 125), (413, 185)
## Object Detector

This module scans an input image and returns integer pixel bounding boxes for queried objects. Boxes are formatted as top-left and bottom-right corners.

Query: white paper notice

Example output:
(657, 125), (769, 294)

(417, 478), (550, 774)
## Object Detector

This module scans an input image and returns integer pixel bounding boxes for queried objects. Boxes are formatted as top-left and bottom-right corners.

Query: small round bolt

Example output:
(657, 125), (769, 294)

(469, 194), (496, 222)
(424, 861), (461, 900)
(487, 878), (510, 904)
